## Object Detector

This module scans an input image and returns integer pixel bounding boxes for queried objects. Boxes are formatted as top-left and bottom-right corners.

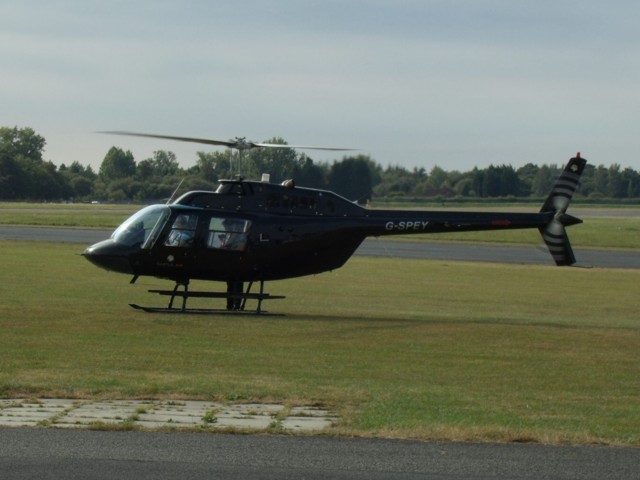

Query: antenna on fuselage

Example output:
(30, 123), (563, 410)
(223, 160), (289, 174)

(166, 178), (185, 205)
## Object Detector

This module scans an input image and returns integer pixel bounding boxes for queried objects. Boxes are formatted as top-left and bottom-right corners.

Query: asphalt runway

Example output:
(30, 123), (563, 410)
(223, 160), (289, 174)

(1, 428), (638, 480)
(1, 225), (639, 269)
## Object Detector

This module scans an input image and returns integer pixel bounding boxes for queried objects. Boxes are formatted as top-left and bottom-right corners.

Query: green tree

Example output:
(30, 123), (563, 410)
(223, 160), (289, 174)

(0, 154), (23, 198)
(374, 165), (416, 197)
(68, 176), (94, 198)
(247, 137), (299, 183)
(195, 152), (219, 182)
(498, 165), (520, 196)
(532, 165), (559, 197)
(59, 161), (97, 200)
(295, 155), (328, 189)
(422, 165), (452, 196)
(99, 147), (136, 181)
(621, 167), (640, 198)
(328, 155), (375, 203)
(148, 150), (180, 176)
(107, 177), (143, 202)
(191, 149), (238, 180)
(607, 164), (625, 198)
(516, 163), (539, 197)
(0, 126), (51, 199)
(0, 126), (46, 162)
(453, 176), (474, 196)
(592, 165), (609, 196)
(136, 158), (155, 180)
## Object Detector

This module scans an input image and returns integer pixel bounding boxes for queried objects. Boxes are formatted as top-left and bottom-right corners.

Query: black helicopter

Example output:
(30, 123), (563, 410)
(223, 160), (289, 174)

(83, 132), (587, 314)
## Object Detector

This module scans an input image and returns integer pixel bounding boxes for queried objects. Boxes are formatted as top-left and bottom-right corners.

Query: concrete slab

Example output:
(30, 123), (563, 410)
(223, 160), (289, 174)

(0, 398), (338, 433)
(30, 399), (78, 407)
(289, 406), (333, 416)
(281, 416), (339, 431)
(51, 400), (143, 427)
(215, 414), (275, 430)
(134, 400), (223, 428)
(0, 418), (40, 427)
(152, 400), (223, 411)
(229, 403), (285, 414)
(1, 409), (53, 419)
(137, 413), (203, 425)
(0, 399), (79, 427)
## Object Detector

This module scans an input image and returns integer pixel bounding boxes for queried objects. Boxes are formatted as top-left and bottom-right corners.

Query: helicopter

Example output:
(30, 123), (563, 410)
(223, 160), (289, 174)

(83, 132), (587, 314)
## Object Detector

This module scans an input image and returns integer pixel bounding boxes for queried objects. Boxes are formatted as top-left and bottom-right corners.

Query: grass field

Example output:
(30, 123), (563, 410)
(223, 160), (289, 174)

(0, 203), (137, 228)
(1, 240), (638, 445)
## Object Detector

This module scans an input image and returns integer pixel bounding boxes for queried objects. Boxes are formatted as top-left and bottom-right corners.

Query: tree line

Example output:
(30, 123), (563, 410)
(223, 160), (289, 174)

(2, 126), (640, 203)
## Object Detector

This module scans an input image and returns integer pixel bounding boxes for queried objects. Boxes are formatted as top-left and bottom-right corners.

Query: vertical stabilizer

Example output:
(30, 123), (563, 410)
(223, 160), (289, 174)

(539, 154), (587, 266)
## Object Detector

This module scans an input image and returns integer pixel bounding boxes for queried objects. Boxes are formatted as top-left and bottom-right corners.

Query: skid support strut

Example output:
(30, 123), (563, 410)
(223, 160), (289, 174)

(129, 280), (285, 315)
(167, 280), (189, 311)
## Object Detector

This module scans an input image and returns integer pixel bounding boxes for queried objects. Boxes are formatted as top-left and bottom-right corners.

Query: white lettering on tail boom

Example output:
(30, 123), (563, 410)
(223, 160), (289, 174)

(385, 220), (430, 231)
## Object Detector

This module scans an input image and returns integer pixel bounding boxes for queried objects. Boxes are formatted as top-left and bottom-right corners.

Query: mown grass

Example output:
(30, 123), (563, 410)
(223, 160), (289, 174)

(0, 203), (138, 228)
(1, 240), (638, 445)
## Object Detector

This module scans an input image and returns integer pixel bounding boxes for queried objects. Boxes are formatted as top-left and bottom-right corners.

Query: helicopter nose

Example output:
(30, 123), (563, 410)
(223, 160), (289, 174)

(83, 239), (136, 274)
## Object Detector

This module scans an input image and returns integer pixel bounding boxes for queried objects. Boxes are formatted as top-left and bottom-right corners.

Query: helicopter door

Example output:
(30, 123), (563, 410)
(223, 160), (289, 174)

(206, 217), (251, 252)
(153, 213), (199, 273)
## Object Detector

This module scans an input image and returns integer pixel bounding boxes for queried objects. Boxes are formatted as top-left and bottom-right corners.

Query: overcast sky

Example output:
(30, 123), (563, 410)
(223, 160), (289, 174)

(2, 1), (640, 173)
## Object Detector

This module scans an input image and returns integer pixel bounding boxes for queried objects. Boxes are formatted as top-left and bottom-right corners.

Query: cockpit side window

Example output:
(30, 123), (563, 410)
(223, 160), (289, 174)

(207, 217), (251, 252)
(164, 214), (198, 248)
(215, 183), (244, 195)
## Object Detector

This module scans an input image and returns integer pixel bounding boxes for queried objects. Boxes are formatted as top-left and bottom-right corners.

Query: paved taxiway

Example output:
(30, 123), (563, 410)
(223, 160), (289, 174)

(1, 224), (639, 268)
(2, 428), (638, 480)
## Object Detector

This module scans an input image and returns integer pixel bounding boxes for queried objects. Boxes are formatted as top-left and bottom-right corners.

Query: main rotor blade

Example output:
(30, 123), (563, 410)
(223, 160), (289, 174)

(99, 131), (238, 148)
(254, 142), (356, 151)
(99, 131), (355, 151)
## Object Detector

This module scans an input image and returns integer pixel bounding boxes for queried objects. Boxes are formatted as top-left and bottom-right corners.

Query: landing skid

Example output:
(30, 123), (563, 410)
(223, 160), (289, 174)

(130, 280), (285, 315)
(129, 304), (284, 316)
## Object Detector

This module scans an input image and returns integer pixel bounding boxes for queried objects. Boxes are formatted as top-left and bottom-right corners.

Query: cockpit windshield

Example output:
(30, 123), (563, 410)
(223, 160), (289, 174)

(111, 205), (170, 248)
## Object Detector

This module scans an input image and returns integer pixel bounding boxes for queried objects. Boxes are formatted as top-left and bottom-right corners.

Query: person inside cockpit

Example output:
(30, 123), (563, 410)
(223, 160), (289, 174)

(165, 215), (194, 247)
(220, 218), (247, 251)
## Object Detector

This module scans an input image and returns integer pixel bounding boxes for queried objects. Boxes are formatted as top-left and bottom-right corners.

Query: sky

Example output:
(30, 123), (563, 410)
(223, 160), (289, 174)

(2, 1), (640, 173)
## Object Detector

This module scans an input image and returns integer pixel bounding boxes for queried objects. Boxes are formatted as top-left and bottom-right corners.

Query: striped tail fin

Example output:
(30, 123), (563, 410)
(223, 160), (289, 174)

(539, 154), (587, 266)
